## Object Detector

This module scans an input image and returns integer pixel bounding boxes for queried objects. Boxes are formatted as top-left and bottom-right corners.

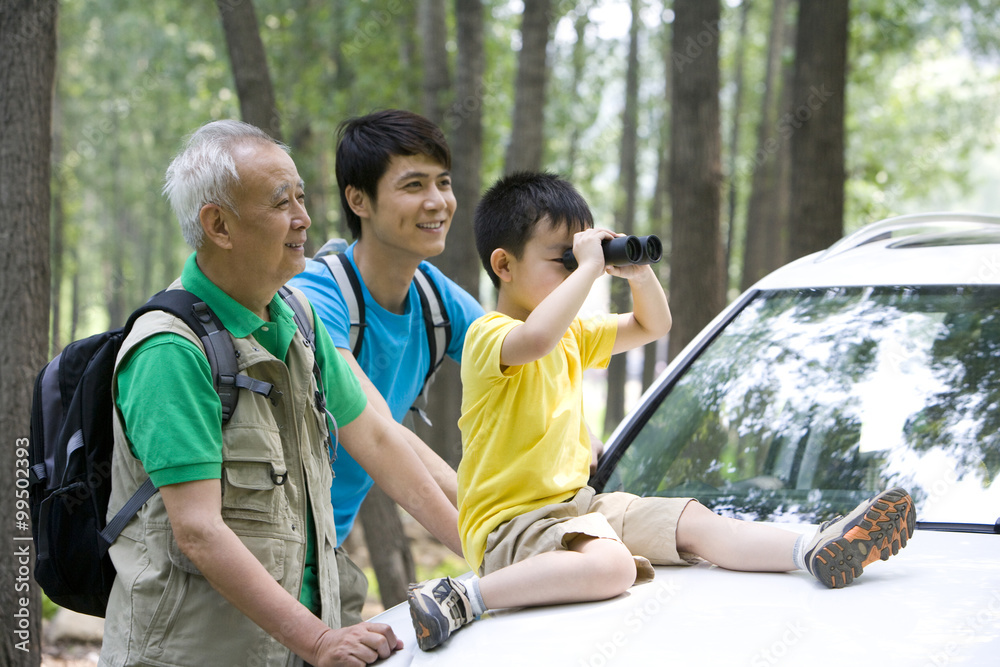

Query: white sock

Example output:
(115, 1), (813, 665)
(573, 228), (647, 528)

(792, 534), (807, 571)
(466, 577), (487, 618)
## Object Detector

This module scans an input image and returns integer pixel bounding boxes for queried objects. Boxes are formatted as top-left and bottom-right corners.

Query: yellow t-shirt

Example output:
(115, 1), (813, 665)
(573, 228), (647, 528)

(457, 312), (618, 570)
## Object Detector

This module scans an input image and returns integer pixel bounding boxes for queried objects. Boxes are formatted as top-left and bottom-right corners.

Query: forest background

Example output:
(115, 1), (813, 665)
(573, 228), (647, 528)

(3, 1), (1000, 664)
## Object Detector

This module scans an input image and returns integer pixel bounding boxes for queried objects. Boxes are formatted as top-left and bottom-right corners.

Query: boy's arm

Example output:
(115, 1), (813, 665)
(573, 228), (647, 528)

(607, 263), (671, 355)
(500, 228), (611, 367)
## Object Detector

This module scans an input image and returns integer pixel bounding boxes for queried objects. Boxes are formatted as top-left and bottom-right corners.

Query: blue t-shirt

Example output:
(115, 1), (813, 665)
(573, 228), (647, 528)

(289, 243), (484, 546)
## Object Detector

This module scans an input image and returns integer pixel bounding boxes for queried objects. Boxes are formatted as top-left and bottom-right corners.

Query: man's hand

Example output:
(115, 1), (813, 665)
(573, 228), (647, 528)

(312, 623), (402, 667)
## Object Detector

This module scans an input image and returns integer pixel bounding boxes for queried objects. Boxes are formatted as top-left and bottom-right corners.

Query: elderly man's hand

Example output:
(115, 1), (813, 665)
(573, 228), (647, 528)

(313, 622), (402, 667)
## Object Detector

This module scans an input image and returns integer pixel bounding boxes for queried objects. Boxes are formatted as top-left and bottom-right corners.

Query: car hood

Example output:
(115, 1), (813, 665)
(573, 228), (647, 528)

(370, 527), (999, 666)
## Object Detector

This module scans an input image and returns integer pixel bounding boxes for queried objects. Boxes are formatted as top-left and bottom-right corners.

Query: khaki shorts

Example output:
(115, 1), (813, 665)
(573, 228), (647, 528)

(480, 487), (699, 582)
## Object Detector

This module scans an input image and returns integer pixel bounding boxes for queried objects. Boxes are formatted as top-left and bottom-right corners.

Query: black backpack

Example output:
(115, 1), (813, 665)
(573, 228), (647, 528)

(313, 239), (451, 425)
(28, 286), (317, 617)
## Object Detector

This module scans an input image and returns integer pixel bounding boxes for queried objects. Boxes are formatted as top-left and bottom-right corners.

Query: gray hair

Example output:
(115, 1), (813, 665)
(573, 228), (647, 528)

(163, 120), (288, 249)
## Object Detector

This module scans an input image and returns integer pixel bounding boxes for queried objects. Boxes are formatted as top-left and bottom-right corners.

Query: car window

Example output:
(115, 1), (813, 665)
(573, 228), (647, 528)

(607, 285), (1000, 527)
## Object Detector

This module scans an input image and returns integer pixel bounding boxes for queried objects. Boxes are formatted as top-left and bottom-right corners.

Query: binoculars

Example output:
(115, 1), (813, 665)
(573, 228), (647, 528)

(561, 234), (662, 271)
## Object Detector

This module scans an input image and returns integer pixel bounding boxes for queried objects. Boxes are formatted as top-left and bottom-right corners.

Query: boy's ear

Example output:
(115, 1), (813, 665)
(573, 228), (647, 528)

(345, 185), (371, 219)
(490, 248), (514, 284)
(199, 203), (234, 250)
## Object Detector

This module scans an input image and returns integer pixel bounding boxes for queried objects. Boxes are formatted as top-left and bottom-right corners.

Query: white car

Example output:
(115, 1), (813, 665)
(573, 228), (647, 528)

(371, 213), (1000, 666)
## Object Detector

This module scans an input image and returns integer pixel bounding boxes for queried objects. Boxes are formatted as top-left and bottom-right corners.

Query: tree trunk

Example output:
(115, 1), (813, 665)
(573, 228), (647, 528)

(108, 124), (128, 328)
(773, 5), (797, 265)
(742, 0), (790, 290)
(1, 1), (57, 664)
(725, 0), (752, 271)
(565, 10), (591, 175)
(668, 0), (726, 362)
(644, 13), (674, 390)
(419, 0), (450, 126)
(358, 485), (415, 610)
(787, 0), (848, 260)
(51, 91), (65, 355)
(504, 0), (551, 174)
(416, 0), (487, 462)
(604, 0), (642, 435)
(216, 0), (283, 141)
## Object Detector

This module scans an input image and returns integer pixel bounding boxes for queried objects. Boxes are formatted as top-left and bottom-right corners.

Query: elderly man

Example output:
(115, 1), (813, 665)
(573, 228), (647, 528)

(100, 120), (459, 667)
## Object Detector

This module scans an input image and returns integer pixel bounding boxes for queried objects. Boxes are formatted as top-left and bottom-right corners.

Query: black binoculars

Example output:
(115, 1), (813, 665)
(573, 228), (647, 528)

(561, 234), (662, 271)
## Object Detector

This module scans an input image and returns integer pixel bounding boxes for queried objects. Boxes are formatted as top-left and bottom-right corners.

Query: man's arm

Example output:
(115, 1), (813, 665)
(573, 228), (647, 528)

(337, 404), (463, 556)
(337, 349), (458, 506)
(160, 479), (401, 667)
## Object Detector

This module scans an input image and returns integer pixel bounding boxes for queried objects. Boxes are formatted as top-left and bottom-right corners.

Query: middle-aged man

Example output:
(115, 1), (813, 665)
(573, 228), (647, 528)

(100, 119), (460, 667)
(289, 109), (485, 624)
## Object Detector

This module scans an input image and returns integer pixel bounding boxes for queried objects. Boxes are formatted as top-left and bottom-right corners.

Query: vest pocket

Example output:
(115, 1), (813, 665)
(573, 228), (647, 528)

(222, 460), (284, 520)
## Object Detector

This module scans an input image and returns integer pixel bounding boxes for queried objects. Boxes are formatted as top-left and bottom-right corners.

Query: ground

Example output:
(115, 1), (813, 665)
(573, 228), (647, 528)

(40, 515), (457, 665)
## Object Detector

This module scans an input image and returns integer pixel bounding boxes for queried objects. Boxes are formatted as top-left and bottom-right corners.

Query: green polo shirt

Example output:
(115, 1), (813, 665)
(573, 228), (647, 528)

(116, 252), (367, 613)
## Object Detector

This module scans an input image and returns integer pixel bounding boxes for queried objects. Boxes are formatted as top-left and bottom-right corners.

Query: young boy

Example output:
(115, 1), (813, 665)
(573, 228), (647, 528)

(407, 172), (915, 651)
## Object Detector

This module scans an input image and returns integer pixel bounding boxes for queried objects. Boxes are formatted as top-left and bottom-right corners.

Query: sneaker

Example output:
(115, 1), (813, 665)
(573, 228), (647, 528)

(804, 486), (916, 589)
(407, 577), (476, 650)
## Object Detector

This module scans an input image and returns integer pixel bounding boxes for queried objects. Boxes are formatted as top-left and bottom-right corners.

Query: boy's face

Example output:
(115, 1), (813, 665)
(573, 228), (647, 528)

(355, 153), (456, 261)
(504, 217), (577, 315)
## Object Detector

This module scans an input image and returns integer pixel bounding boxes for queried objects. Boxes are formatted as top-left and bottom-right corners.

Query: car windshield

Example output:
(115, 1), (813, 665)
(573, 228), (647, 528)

(608, 285), (1000, 527)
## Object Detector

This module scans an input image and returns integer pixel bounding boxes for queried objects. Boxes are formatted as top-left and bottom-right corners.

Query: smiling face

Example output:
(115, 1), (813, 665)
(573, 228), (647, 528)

(349, 153), (456, 263)
(228, 141), (311, 289)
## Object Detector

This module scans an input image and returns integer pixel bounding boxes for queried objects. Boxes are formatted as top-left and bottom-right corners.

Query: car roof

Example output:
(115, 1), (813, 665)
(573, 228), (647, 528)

(755, 212), (1000, 290)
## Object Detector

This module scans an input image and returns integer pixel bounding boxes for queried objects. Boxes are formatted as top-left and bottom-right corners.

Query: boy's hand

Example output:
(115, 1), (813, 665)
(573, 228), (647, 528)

(572, 228), (615, 277)
(606, 261), (657, 281)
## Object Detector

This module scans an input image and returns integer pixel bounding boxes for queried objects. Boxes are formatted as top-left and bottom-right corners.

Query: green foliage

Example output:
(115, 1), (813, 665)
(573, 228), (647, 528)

(51, 0), (1000, 343)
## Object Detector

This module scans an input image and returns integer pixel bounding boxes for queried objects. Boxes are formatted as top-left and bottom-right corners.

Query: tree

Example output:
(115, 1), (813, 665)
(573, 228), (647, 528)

(667, 0), (726, 361)
(216, 0), (283, 140)
(604, 0), (643, 434)
(414, 0), (487, 468)
(724, 0), (752, 272)
(741, 0), (792, 290)
(1, 1), (57, 664)
(504, 0), (551, 174)
(644, 9), (674, 390)
(419, 0), (451, 125)
(787, 0), (849, 260)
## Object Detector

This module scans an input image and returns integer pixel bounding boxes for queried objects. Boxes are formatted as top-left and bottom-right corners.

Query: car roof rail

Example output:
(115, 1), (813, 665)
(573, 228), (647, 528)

(818, 212), (1000, 261)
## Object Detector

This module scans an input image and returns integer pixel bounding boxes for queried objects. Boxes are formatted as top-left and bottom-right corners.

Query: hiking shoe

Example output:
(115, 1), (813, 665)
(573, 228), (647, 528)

(804, 486), (916, 589)
(407, 577), (476, 650)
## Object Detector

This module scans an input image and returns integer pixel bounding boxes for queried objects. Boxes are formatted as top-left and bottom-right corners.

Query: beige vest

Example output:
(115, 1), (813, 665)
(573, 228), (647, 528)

(100, 284), (340, 667)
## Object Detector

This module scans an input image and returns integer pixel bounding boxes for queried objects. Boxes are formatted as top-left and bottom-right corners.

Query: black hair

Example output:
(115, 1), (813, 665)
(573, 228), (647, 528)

(335, 109), (452, 239)
(474, 171), (594, 288)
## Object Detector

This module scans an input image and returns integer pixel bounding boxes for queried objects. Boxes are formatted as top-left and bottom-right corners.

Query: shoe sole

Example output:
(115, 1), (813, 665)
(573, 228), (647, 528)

(810, 487), (916, 589)
(408, 588), (449, 651)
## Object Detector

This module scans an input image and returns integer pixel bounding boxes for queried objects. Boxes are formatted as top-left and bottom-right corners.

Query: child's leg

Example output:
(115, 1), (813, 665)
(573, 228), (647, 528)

(674, 487), (915, 587)
(675, 501), (798, 572)
(408, 535), (636, 651)
(478, 535), (637, 609)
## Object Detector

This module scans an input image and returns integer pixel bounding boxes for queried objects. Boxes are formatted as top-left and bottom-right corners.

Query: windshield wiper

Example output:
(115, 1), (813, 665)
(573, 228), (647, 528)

(916, 520), (1000, 534)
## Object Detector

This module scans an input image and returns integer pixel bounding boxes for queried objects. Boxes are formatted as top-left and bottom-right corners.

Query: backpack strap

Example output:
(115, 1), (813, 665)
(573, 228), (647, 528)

(130, 290), (275, 423)
(316, 250), (452, 427)
(317, 253), (365, 357)
(97, 477), (156, 554)
(410, 266), (452, 426)
(278, 286), (339, 469)
(100, 290), (278, 550)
